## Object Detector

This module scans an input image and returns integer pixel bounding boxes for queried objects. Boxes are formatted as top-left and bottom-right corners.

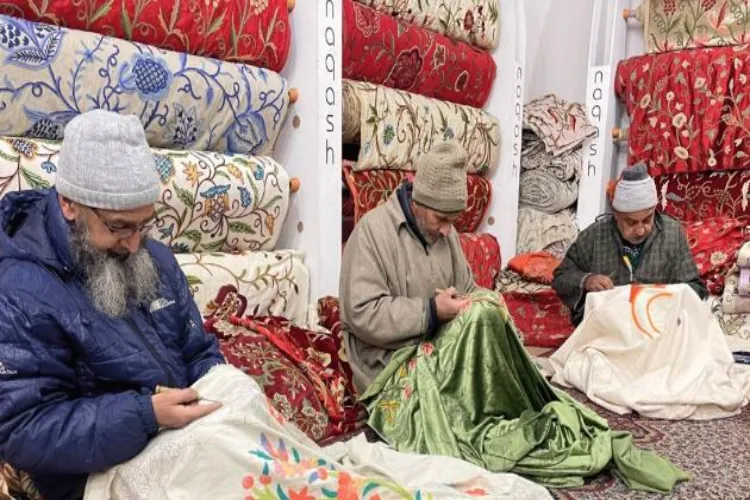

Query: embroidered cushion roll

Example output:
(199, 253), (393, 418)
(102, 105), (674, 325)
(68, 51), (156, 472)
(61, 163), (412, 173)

(343, 0), (496, 108)
(176, 251), (311, 326)
(0, 137), (291, 252)
(0, 15), (289, 156)
(627, 0), (750, 54)
(342, 163), (492, 232)
(0, 0), (292, 71)
(343, 80), (500, 174)
(615, 45), (750, 176)
(354, 0), (500, 50)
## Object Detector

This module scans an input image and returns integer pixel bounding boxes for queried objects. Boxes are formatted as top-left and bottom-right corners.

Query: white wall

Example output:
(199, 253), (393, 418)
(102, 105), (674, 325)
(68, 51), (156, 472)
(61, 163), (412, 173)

(524, 0), (595, 103)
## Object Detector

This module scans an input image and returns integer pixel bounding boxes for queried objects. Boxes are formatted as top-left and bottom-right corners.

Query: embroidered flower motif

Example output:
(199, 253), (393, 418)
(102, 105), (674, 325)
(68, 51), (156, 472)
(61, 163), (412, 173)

(238, 186), (252, 207)
(463, 10), (475, 31)
(183, 162), (201, 186)
(661, 0), (676, 15)
(307, 348), (332, 367)
(128, 53), (173, 101)
(666, 91), (675, 102)
(432, 44), (446, 69)
(353, 3), (380, 38)
(403, 383), (413, 399)
(695, 77), (707, 89)
(24, 118), (63, 140)
(639, 94), (652, 109)
(289, 487), (315, 500)
(385, 48), (422, 90)
(710, 251), (727, 266)
(382, 124), (395, 145)
(337, 472), (360, 500)
(466, 487), (489, 496)
(153, 154), (175, 184)
(10, 139), (37, 158)
(241, 476), (254, 489)
(0, 21), (27, 49)
(168, 104), (203, 147)
(674, 146), (689, 160)
(421, 342), (435, 357)
(708, 155), (717, 167)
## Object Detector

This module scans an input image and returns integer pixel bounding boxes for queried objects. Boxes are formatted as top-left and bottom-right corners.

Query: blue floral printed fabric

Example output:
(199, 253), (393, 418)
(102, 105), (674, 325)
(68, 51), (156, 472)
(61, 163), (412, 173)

(0, 15), (290, 156)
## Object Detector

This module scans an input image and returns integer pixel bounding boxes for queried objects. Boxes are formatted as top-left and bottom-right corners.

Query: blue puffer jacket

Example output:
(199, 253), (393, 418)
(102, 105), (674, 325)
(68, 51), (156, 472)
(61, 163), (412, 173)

(0, 189), (225, 499)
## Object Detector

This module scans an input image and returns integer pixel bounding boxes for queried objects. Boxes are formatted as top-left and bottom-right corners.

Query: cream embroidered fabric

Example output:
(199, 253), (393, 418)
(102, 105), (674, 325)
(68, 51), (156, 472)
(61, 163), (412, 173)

(84, 365), (553, 500)
(523, 95), (597, 157)
(175, 251), (311, 326)
(722, 266), (750, 314)
(630, 0), (750, 54)
(354, 0), (500, 50)
(343, 80), (500, 175)
(551, 284), (750, 420)
(0, 137), (290, 252)
(516, 207), (578, 257)
(518, 170), (579, 213)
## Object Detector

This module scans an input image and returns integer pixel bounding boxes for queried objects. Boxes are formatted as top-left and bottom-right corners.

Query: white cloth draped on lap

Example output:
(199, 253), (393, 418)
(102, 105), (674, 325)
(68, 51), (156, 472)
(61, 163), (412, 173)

(85, 365), (552, 500)
(550, 284), (750, 420)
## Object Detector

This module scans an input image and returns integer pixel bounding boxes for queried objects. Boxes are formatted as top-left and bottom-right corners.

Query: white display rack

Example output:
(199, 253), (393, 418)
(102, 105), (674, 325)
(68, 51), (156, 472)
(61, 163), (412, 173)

(275, 0), (528, 299)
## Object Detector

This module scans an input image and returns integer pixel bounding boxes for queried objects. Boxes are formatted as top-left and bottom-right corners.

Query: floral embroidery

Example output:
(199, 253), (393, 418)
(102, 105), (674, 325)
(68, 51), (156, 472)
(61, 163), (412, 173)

(343, 80), (500, 175)
(355, 0), (500, 50)
(0, 0), (291, 71)
(0, 15), (289, 156)
(0, 138), (290, 252)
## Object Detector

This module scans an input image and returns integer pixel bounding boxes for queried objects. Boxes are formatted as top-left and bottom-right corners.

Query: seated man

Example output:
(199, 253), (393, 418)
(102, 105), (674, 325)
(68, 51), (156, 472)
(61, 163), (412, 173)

(340, 143), (687, 493)
(553, 164), (707, 326)
(0, 110), (224, 500)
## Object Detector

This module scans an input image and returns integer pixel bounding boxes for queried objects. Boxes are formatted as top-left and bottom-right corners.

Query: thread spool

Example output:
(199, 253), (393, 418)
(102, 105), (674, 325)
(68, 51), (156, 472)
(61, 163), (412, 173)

(289, 177), (301, 193)
(287, 0), (296, 12)
(288, 88), (300, 104)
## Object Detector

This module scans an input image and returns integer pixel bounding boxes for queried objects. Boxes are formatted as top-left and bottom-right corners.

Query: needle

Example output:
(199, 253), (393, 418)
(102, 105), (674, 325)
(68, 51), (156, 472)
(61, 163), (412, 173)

(155, 385), (222, 405)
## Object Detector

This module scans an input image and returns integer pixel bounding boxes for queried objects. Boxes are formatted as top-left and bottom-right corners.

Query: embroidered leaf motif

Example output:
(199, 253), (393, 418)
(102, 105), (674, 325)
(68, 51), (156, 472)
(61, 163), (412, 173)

(89, 0), (114, 25)
(183, 229), (202, 244)
(229, 221), (256, 234)
(321, 489), (337, 498)
(121, 4), (133, 39)
(208, 11), (226, 36)
(203, 240), (225, 252)
(172, 181), (195, 207)
(9, 49), (51, 67)
(20, 167), (50, 189)
(186, 275), (203, 286)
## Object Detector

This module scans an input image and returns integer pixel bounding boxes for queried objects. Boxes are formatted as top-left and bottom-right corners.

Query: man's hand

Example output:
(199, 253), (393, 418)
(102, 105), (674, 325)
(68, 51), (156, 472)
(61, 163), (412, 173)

(435, 287), (472, 322)
(152, 388), (221, 429)
(584, 274), (615, 293)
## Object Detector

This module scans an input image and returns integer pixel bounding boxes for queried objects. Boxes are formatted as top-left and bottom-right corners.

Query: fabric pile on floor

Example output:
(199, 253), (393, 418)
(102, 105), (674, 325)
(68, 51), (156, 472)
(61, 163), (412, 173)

(516, 94), (595, 259)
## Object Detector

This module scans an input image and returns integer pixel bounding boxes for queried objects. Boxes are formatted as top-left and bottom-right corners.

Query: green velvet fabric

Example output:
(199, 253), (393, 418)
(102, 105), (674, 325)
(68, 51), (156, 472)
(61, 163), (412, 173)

(360, 292), (689, 493)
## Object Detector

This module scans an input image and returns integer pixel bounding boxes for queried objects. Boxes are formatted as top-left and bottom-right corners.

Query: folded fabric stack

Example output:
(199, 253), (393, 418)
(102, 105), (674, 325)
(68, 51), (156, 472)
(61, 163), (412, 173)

(617, 0), (750, 301)
(340, 0), (503, 286)
(516, 94), (596, 259)
(495, 252), (575, 347)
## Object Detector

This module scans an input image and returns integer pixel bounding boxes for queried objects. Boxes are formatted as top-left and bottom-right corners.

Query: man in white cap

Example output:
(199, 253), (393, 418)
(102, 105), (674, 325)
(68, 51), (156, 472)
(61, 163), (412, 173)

(0, 110), (224, 499)
(553, 163), (706, 325)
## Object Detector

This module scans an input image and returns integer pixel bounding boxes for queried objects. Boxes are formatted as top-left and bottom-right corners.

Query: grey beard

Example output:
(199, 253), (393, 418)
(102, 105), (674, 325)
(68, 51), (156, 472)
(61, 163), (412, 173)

(69, 221), (160, 318)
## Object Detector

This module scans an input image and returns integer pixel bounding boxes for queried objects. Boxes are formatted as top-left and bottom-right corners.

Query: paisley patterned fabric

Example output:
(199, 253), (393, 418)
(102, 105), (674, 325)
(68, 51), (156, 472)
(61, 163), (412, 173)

(0, 0), (291, 71)
(343, 0), (496, 108)
(721, 266), (750, 314)
(615, 45), (750, 176)
(709, 295), (750, 340)
(516, 206), (579, 259)
(684, 216), (749, 295)
(354, 0), (500, 50)
(501, 287), (576, 348)
(518, 169), (579, 214)
(656, 170), (750, 222)
(0, 15), (289, 156)
(342, 163), (492, 233)
(0, 137), (290, 252)
(629, 0), (750, 54)
(176, 251), (311, 326)
(507, 252), (561, 286)
(459, 232), (501, 289)
(342, 80), (500, 175)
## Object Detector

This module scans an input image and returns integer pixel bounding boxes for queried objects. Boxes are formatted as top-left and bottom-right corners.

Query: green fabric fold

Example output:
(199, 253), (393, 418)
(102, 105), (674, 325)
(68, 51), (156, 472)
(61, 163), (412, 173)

(359, 292), (690, 493)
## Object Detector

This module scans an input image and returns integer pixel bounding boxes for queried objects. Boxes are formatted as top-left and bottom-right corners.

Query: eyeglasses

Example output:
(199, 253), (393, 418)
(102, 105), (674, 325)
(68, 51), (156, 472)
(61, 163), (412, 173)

(89, 207), (157, 239)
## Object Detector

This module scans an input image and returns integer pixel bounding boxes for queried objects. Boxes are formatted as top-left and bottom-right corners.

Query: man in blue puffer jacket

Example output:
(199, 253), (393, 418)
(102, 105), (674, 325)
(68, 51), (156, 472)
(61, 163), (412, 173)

(0, 110), (225, 499)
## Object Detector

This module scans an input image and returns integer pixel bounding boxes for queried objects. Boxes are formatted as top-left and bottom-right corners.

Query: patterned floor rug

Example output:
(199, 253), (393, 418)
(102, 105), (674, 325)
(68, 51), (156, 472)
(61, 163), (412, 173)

(551, 382), (750, 499)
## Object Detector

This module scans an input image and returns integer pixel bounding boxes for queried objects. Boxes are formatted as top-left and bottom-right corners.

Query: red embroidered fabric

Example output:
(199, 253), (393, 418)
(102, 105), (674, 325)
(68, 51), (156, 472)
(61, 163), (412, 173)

(502, 289), (575, 348)
(655, 170), (750, 222)
(459, 232), (502, 289)
(615, 45), (750, 176)
(343, 164), (492, 233)
(343, 0), (496, 108)
(684, 216), (749, 295)
(0, 0), (291, 71)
